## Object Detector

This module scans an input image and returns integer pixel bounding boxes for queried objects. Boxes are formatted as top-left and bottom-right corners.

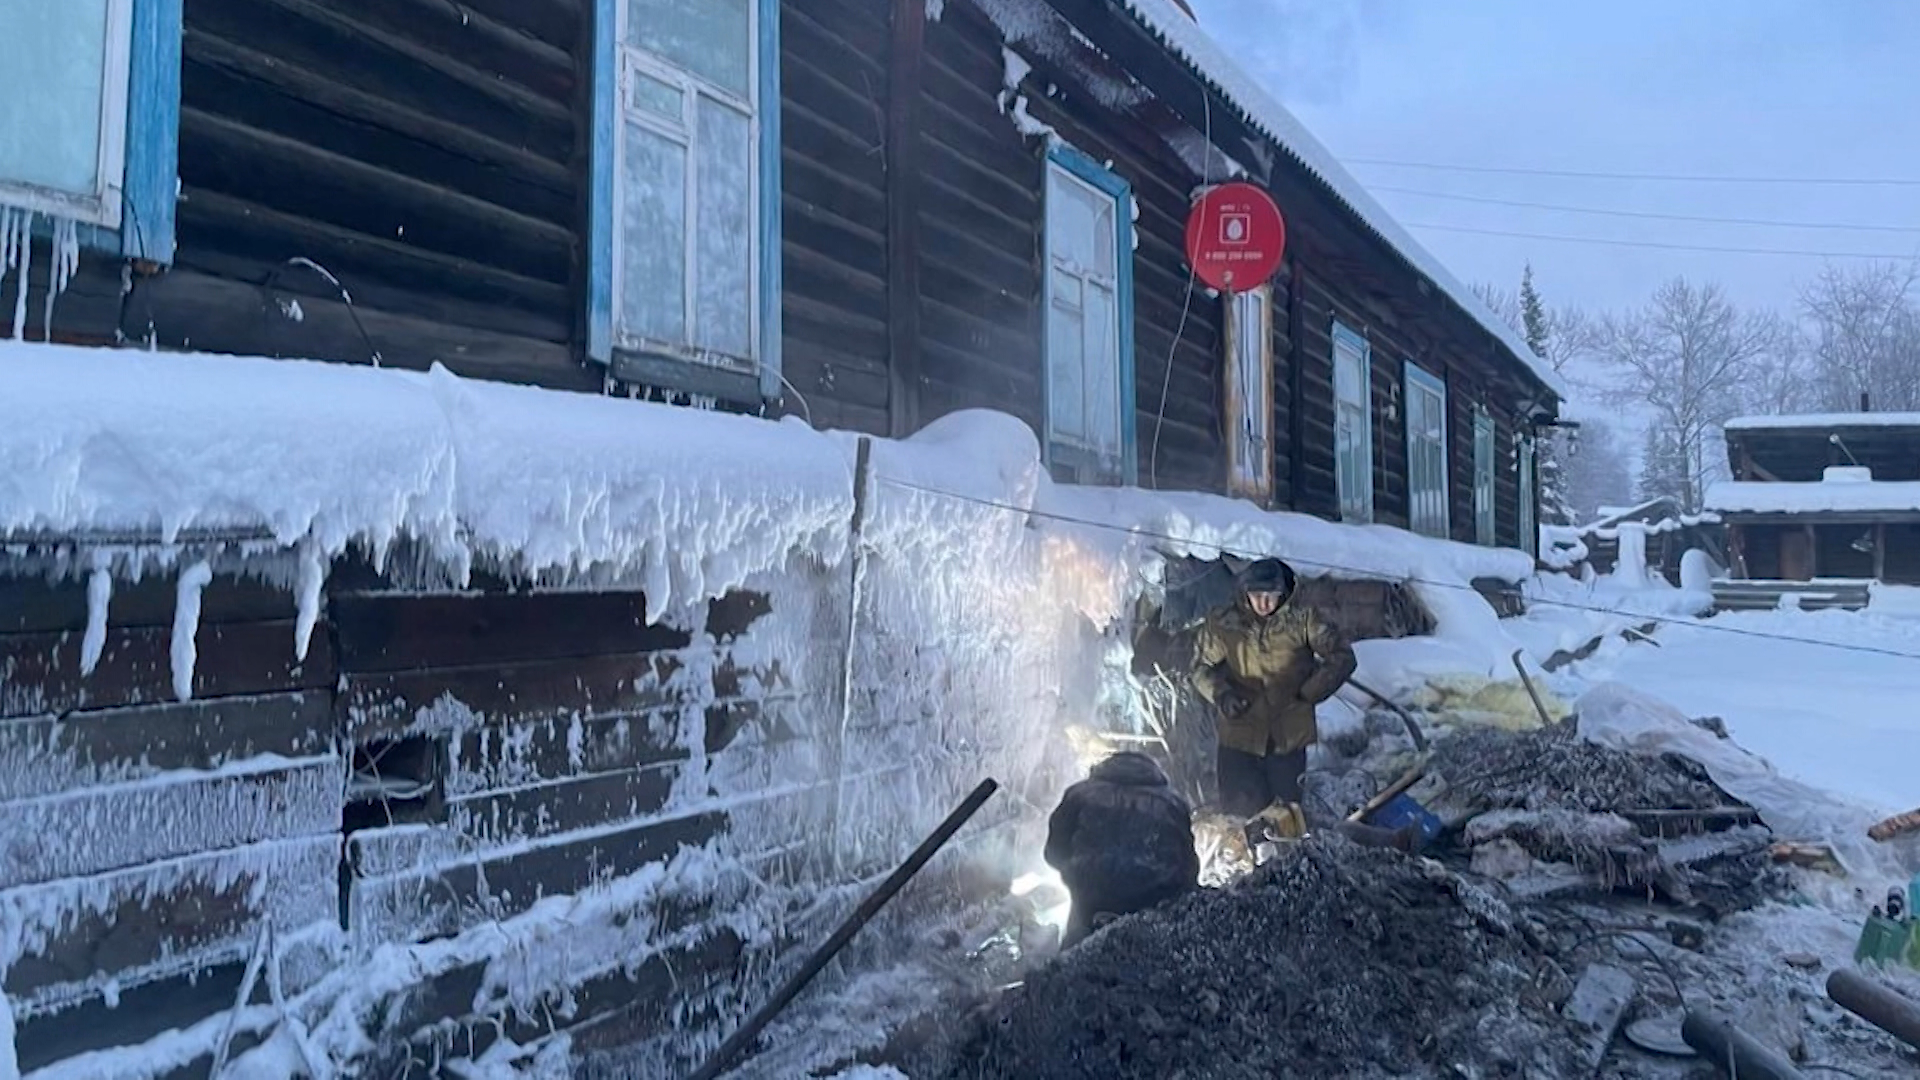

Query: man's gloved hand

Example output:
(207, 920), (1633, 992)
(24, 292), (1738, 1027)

(1219, 689), (1253, 718)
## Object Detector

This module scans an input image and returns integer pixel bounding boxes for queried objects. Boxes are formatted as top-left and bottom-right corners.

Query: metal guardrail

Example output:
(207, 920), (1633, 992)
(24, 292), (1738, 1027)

(1710, 579), (1872, 613)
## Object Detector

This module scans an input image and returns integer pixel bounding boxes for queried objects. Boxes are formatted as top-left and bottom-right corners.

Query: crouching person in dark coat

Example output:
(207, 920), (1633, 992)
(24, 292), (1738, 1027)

(1043, 751), (1199, 950)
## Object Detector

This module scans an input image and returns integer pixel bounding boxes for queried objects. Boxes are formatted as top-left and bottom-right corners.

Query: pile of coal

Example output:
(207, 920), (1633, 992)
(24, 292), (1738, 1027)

(911, 838), (1590, 1080)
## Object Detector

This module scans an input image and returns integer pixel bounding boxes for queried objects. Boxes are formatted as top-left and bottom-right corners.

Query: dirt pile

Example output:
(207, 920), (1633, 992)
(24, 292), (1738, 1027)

(912, 839), (1590, 1080)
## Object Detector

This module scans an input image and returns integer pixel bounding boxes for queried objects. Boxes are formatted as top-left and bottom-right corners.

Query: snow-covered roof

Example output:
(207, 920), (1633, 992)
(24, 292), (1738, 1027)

(1111, 0), (1567, 402)
(1724, 411), (1920, 433)
(1705, 478), (1920, 516)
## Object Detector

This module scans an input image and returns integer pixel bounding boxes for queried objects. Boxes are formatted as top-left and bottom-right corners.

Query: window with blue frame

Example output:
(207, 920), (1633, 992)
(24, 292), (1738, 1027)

(1403, 361), (1448, 539)
(1332, 321), (1373, 523)
(1044, 146), (1134, 485)
(1472, 405), (1497, 545)
(591, 0), (781, 401)
(0, 0), (179, 262)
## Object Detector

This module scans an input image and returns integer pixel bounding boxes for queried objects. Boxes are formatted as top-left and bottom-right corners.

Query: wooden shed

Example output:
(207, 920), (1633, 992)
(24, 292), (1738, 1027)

(1708, 411), (1920, 608)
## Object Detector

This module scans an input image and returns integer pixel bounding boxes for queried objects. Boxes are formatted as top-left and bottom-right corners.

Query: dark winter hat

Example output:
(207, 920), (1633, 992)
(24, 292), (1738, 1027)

(1238, 558), (1296, 597)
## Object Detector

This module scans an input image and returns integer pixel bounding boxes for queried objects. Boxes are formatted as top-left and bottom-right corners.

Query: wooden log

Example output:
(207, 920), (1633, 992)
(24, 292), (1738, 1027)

(178, 107), (575, 282)
(0, 568), (293, 635)
(0, 691), (334, 800)
(315, 0), (577, 100)
(3, 835), (337, 1009)
(448, 762), (680, 847)
(177, 187), (571, 314)
(122, 267), (597, 391)
(0, 618), (335, 720)
(0, 755), (341, 886)
(13, 957), (250, 1075)
(182, 27), (573, 200)
(329, 591), (692, 675)
(1868, 807), (1920, 842)
(346, 810), (726, 949)
(339, 650), (687, 744)
(446, 710), (690, 798)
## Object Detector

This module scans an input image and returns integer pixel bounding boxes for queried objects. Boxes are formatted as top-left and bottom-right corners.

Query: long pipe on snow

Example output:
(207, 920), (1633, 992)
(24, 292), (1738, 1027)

(684, 778), (1001, 1080)
(1828, 968), (1920, 1052)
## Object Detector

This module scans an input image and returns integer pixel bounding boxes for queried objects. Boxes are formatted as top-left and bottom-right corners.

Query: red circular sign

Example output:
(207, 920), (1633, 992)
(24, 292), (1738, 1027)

(1184, 182), (1286, 293)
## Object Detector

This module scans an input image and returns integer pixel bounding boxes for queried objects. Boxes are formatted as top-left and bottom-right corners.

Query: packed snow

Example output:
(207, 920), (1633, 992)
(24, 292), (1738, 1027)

(1725, 411), (1920, 431)
(1706, 475), (1920, 514)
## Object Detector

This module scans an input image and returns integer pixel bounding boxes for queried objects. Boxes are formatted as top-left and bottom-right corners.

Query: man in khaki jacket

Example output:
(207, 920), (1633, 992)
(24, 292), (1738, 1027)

(1191, 558), (1356, 821)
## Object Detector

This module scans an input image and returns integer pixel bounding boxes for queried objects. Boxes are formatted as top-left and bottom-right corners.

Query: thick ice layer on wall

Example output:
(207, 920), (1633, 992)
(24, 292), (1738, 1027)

(0, 343), (852, 622)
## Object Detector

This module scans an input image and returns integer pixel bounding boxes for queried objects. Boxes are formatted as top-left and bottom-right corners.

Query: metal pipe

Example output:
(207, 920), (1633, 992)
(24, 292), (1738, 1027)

(1828, 967), (1920, 1052)
(1679, 1011), (1806, 1079)
(1347, 677), (1429, 752)
(684, 778), (1001, 1080)
(1512, 650), (1555, 728)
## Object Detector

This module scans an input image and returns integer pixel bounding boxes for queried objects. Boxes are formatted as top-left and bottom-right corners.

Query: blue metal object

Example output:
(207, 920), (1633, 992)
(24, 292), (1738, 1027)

(1367, 792), (1442, 849)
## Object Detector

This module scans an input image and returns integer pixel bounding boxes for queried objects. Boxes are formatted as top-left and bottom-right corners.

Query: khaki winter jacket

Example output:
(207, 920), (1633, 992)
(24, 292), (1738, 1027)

(1191, 600), (1357, 757)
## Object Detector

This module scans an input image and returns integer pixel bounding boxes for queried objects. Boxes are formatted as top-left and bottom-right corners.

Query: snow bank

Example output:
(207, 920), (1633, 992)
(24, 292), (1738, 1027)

(1725, 411), (1920, 431)
(0, 344), (853, 623)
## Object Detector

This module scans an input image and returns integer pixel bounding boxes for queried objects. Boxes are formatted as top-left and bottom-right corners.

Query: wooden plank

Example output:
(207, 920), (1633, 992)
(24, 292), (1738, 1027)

(0, 755), (341, 886)
(329, 591), (692, 674)
(885, 0), (925, 438)
(0, 618), (335, 720)
(179, 107), (575, 283)
(449, 763), (679, 847)
(0, 691), (333, 801)
(121, 268), (597, 391)
(13, 959), (249, 1075)
(347, 811), (726, 949)
(2, 834), (337, 1009)
(320, 0), (578, 100)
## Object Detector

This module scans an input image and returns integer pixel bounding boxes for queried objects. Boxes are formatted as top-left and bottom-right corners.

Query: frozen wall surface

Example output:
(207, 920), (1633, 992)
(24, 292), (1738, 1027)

(0, 342), (1534, 1078)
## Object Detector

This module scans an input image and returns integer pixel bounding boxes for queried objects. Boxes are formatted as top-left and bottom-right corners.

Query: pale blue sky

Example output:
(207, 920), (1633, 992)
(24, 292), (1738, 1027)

(1183, 0), (1920, 320)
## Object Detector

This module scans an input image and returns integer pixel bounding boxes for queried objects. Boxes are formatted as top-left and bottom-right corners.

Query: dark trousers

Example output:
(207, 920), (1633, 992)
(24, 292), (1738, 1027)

(1060, 880), (1190, 949)
(1217, 745), (1308, 818)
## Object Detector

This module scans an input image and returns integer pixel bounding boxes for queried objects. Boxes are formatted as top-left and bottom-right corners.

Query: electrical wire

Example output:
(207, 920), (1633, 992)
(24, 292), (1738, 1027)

(1400, 221), (1920, 261)
(1367, 185), (1920, 235)
(870, 471), (1920, 663)
(1348, 157), (1920, 188)
(1148, 81), (1208, 490)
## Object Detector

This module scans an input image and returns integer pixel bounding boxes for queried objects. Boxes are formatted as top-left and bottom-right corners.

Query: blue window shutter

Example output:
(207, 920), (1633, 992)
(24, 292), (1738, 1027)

(756, 0), (782, 402)
(585, 0), (617, 365)
(119, 0), (180, 264)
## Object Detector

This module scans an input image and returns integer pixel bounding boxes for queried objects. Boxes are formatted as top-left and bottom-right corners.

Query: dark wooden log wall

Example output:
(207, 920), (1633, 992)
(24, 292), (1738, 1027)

(0, 557), (832, 1076)
(19, 0), (599, 391)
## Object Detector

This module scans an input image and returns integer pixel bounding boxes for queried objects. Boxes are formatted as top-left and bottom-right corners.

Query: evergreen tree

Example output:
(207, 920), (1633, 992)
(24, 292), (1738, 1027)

(1520, 263), (1551, 358)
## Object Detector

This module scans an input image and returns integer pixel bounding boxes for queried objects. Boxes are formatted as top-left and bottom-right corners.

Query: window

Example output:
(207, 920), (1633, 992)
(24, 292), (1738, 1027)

(1404, 363), (1448, 538)
(591, 0), (780, 399)
(1044, 146), (1135, 484)
(1332, 321), (1373, 522)
(1224, 287), (1273, 499)
(0, 0), (178, 260)
(1517, 435), (1539, 555)
(1472, 406), (1497, 545)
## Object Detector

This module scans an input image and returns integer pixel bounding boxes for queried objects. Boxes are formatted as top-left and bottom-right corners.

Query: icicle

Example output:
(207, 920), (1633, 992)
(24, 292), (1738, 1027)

(171, 560), (214, 703)
(40, 218), (78, 339)
(80, 562), (114, 676)
(6, 208), (28, 341)
(293, 541), (326, 662)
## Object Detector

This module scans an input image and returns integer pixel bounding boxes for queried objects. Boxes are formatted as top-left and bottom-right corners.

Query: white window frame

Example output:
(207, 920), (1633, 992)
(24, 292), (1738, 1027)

(1472, 406), (1497, 546)
(1042, 149), (1132, 484)
(1403, 362), (1449, 539)
(611, 4), (760, 372)
(1332, 321), (1374, 523)
(0, 0), (134, 228)
(1518, 434), (1539, 555)
(1224, 286), (1274, 500)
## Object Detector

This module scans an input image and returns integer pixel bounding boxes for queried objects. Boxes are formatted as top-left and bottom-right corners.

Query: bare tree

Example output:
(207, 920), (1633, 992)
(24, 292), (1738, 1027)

(1798, 261), (1920, 411)
(1596, 278), (1789, 511)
